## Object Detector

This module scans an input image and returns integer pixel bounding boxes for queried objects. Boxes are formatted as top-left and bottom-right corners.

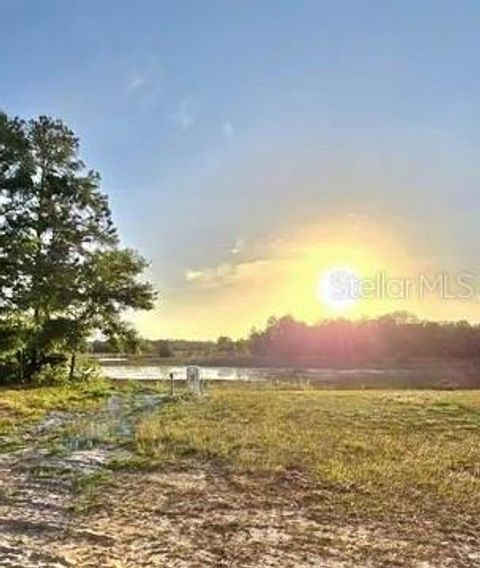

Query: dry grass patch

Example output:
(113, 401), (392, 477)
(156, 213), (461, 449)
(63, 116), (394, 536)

(135, 388), (480, 517)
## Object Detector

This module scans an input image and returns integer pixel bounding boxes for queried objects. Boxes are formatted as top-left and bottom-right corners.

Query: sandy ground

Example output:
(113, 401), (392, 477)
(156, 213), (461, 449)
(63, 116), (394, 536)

(1, 460), (479, 567)
(0, 403), (479, 567)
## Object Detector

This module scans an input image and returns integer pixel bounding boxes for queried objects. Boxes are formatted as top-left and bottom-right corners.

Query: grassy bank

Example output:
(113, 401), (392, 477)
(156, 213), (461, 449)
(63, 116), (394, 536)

(0, 378), (113, 435)
(135, 387), (480, 516)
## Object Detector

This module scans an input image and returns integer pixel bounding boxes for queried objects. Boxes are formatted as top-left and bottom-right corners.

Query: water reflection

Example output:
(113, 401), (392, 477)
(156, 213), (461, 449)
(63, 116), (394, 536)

(100, 364), (414, 383)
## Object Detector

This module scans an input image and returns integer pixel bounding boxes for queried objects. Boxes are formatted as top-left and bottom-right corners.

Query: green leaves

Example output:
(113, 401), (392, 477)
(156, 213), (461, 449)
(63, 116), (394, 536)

(0, 113), (156, 382)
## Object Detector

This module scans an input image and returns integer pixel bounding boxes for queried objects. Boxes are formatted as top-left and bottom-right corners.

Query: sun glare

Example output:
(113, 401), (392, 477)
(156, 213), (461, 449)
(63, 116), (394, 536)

(318, 267), (361, 312)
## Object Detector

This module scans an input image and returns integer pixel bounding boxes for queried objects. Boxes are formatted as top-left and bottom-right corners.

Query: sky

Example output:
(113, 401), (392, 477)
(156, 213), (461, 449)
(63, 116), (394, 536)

(2, 0), (480, 338)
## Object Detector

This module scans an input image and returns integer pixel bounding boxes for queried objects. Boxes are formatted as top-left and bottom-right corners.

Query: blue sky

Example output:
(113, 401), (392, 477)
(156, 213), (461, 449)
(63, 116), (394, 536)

(2, 1), (480, 337)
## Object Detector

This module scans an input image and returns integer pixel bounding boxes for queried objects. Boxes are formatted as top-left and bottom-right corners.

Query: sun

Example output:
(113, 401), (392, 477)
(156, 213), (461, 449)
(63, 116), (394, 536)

(317, 267), (361, 312)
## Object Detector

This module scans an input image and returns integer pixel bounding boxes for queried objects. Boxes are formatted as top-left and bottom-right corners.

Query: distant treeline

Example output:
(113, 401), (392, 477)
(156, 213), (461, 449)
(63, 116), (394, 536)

(246, 313), (480, 364)
(91, 312), (480, 365)
(91, 338), (215, 359)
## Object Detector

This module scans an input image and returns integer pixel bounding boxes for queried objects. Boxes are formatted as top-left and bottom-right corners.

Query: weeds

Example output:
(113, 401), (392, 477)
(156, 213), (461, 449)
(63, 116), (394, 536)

(70, 470), (112, 515)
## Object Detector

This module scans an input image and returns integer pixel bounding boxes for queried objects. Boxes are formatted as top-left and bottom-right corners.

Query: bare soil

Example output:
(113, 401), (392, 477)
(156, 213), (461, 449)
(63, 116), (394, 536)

(1, 458), (479, 567)
(0, 394), (479, 567)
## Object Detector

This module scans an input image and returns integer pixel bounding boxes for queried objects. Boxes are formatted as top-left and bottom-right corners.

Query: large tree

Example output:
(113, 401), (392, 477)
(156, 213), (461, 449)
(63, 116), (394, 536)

(0, 113), (155, 381)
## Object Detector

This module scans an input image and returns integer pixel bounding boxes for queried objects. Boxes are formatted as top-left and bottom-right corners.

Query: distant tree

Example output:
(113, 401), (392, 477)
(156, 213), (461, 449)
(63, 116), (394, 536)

(0, 113), (155, 382)
(90, 339), (112, 354)
(216, 335), (235, 355)
(155, 340), (173, 358)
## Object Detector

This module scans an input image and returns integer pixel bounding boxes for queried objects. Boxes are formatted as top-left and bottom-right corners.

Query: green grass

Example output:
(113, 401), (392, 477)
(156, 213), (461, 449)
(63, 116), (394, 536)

(0, 378), (113, 435)
(135, 387), (480, 515)
(70, 470), (112, 515)
(3, 379), (480, 521)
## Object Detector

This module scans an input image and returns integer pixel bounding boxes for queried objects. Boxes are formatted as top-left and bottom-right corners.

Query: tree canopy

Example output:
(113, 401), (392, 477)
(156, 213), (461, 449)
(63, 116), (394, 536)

(247, 313), (480, 364)
(0, 113), (155, 382)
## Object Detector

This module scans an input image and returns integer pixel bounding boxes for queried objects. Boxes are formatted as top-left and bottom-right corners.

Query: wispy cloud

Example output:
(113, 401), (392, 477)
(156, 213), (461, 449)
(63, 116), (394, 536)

(124, 55), (162, 104)
(185, 264), (237, 287)
(173, 99), (194, 130)
(223, 120), (234, 137)
(230, 237), (244, 255)
(125, 74), (148, 95)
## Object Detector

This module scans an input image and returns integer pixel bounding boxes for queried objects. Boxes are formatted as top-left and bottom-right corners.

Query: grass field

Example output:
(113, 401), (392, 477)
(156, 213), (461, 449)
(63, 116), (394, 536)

(1, 381), (480, 566)
(135, 387), (480, 517)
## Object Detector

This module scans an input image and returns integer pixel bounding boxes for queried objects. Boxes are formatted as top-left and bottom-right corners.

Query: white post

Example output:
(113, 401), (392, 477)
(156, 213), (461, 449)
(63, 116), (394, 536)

(186, 365), (202, 396)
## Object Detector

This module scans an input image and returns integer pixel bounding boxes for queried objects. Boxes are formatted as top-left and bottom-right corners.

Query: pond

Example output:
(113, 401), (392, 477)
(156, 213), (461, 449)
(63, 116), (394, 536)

(99, 363), (421, 385)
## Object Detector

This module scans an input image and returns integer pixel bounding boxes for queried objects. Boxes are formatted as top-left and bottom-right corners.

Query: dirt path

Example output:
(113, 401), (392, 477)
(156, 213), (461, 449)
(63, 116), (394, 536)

(0, 394), (159, 567)
(0, 393), (479, 567)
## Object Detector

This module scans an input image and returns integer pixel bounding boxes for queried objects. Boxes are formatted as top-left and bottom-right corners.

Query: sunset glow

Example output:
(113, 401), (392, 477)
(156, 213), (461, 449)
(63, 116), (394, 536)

(3, 3), (480, 564)
(4, 2), (480, 340)
(318, 267), (361, 313)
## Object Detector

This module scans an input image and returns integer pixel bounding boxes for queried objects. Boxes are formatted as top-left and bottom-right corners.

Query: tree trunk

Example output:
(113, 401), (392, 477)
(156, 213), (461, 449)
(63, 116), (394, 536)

(19, 349), (24, 383)
(69, 353), (76, 380)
